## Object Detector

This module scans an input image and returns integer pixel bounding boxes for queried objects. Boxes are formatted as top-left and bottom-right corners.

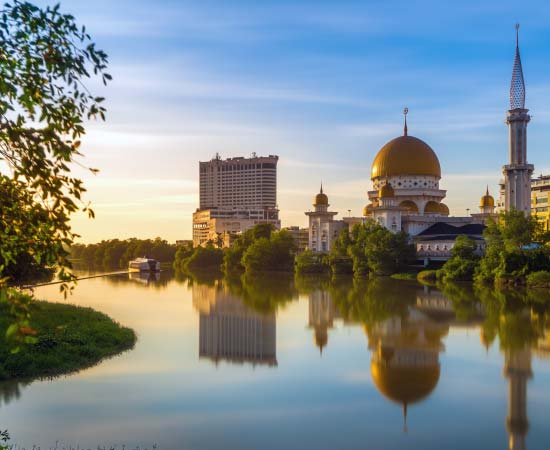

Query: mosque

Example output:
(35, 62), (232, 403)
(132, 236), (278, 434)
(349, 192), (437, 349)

(306, 25), (533, 259)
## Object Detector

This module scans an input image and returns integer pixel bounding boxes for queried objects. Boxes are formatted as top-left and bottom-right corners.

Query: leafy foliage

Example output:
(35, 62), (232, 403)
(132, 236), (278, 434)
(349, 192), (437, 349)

(241, 229), (296, 272)
(475, 210), (550, 285)
(295, 250), (330, 274)
(438, 236), (479, 282)
(0, 1), (110, 288)
(329, 220), (414, 276)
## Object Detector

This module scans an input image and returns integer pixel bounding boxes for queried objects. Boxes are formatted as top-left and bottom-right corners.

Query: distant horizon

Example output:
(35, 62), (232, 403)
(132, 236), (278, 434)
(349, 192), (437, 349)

(38, 0), (550, 243)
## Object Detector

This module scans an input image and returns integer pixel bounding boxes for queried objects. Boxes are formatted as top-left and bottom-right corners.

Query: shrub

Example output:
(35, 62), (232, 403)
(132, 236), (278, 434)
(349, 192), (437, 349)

(526, 271), (550, 288)
(417, 270), (438, 283)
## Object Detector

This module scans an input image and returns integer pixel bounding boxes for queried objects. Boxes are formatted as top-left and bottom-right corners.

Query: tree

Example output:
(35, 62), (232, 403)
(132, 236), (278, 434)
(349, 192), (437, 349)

(475, 210), (550, 284)
(438, 236), (479, 282)
(0, 1), (110, 287)
(242, 229), (295, 272)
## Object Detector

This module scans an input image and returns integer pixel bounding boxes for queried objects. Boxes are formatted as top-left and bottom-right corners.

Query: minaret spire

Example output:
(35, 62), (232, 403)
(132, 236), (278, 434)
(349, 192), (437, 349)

(502, 24), (533, 215)
(403, 107), (408, 136)
(510, 23), (525, 110)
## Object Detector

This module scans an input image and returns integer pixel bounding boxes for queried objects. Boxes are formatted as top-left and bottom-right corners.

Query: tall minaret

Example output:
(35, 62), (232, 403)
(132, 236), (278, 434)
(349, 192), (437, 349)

(503, 24), (534, 214)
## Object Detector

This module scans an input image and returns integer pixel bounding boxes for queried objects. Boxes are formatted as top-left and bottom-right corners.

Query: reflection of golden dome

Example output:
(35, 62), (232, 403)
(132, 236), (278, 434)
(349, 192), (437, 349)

(371, 361), (440, 405)
(424, 201), (441, 214)
(363, 203), (375, 216)
(480, 187), (494, 207)
(371, 135), (441, 179)
(439, 203), (449, 215)
(379, 183), (395, 198)
(399, 200), (419, 213)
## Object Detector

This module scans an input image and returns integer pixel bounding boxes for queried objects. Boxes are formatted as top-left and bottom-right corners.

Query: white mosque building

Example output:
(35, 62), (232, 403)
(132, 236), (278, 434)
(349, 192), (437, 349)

(305, 25), (534, 257)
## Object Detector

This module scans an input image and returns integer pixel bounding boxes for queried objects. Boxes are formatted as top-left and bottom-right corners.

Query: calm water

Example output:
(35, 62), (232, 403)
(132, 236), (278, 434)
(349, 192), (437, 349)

(2, 271), (550, 450)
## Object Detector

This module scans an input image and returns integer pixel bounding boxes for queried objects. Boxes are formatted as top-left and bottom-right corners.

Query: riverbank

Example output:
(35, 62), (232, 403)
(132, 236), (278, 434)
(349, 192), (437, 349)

(0, 300), (136, 381)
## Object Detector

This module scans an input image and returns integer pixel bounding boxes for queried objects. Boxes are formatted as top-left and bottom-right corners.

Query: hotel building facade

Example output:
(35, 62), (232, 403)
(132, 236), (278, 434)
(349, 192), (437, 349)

(193, 154), (281, 247)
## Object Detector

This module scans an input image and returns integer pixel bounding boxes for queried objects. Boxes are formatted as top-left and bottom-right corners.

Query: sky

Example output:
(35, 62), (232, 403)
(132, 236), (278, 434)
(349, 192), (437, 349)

(32, 0), (550, 242)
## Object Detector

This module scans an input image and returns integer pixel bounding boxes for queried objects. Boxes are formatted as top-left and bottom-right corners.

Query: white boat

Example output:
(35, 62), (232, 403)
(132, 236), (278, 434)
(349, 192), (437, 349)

(128, 257), (161, 272)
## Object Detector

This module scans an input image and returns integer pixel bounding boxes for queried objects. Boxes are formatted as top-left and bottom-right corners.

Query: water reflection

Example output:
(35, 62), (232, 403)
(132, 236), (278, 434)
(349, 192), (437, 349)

(308, 290), (339, 354)
(128, 271), (160, 286)
(365, 307), (447, 431)
(192, 281), (277, 367)
(5, 271), (550, 449)
(0, 380), (29, 407)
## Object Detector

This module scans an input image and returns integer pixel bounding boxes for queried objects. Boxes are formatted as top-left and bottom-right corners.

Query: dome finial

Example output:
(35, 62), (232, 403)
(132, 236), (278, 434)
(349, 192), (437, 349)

(403, 107), (408, 136)
(320, 182), (323, 194)
(402, 403), (408, 433)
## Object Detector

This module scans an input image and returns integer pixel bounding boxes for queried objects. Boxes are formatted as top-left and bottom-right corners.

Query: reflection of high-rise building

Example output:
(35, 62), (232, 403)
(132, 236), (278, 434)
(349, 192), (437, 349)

(504, 346), (532, 450)
(365, 308), (448, 430)
(192, 284), (277, 367)
(308, 290), (339, 354)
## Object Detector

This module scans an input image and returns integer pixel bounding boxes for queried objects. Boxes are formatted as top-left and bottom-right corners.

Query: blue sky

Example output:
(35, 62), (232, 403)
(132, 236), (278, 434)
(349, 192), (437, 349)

(39, 0), (550, 241)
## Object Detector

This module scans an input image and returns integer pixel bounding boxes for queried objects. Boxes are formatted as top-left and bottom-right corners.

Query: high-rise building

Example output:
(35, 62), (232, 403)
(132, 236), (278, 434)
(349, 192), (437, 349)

(502, 25), (533, 214)
(193, 154), (280, 247)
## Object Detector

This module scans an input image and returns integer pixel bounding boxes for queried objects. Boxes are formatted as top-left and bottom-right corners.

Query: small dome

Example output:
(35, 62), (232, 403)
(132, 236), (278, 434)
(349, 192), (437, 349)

(314, 192), (328, 206)
(371, 135), (441, 179)
(438, 203), (449, 215)
(379, 183), (395, 198)
(363, 203), (375, 216)
(424, 201), (441, 214)
(480, 187), (494, 207)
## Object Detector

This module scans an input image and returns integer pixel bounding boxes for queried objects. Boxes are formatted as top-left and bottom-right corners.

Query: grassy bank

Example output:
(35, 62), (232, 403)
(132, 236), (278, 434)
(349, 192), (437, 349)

(0, 301), (136, 381)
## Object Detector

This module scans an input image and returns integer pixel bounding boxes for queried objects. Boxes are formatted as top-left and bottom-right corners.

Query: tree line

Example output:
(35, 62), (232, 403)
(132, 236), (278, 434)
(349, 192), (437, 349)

(70, 238), (178, 270)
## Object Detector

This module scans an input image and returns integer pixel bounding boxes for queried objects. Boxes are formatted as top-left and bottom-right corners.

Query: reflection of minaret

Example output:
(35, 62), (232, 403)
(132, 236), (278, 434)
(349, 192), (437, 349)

(504, 346), (532, 450)
(193, 284), (277, 367)
(308, 290), (337, 355)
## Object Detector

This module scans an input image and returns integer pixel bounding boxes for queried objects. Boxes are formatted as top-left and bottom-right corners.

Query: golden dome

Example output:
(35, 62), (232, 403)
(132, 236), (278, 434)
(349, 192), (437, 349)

(371, 361), (440, 405)
(379, 183), (395, 198)
(424, 201), (441, 214)
(399, 200), (419, 213)
(439, 203), (449, 215)
(371, 135), (441, 179)
(314, 184), (328, 206)
(363, 203), (375, 216)
(480, 187), (494, 207)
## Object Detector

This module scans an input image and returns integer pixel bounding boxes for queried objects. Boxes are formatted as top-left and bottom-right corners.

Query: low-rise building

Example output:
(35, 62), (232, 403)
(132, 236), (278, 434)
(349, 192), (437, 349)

(531, 175), (550, 230)
(305, 186), (345, 253)
(284, 226), (309, 253)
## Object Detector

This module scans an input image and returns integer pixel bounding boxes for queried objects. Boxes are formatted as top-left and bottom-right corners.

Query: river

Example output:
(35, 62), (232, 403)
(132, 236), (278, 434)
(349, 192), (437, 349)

(1, 270), (550, 450)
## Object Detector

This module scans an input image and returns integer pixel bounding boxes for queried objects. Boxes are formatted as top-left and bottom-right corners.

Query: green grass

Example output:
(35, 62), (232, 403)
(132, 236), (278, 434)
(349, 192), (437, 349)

(0, 300), (136, 381)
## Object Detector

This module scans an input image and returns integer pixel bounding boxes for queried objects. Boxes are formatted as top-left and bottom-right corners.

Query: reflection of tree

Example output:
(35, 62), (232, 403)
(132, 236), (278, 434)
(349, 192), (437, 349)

(474, 285), (541, 352)
(330, 277), (414, 326)
(294, 273), (332, 296)
(0, 380), (29, 407)
(438, 282), (482, 322)
(225, 272), (297, 314)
